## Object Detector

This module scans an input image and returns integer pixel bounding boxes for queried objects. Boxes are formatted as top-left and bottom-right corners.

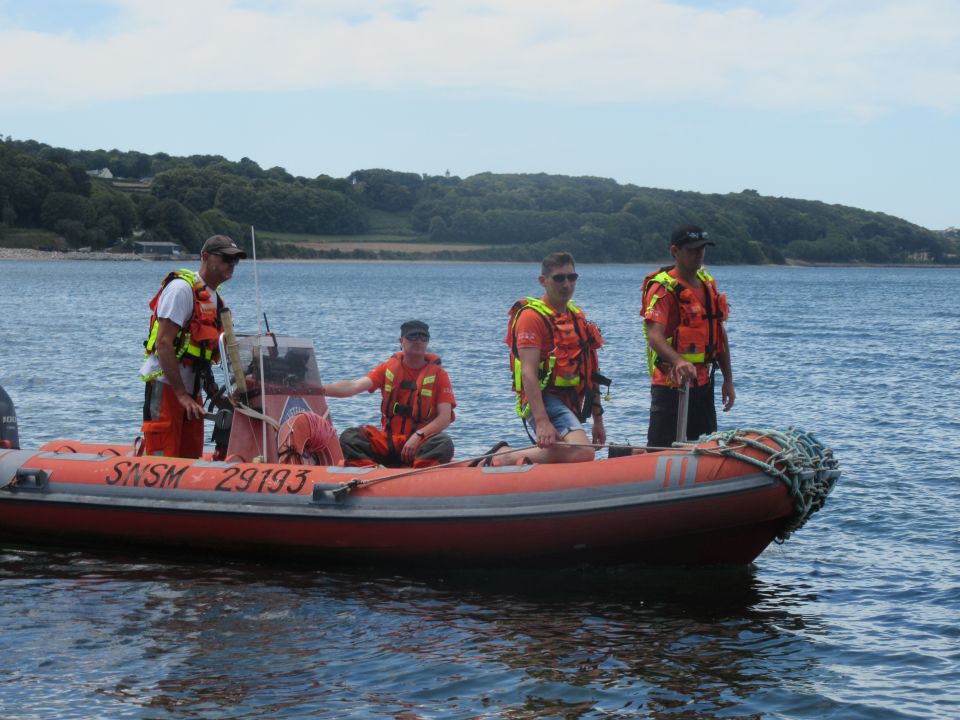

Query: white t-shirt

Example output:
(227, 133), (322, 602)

(139, 275), (220, 390)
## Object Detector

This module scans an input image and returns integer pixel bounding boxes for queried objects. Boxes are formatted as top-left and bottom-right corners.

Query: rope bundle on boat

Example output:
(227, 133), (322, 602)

(682, 427), (841, 540)
(277, 411), (339, 466)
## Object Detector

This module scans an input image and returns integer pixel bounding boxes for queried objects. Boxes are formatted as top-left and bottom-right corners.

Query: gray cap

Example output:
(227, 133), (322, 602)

(400, 320), (430, 336)
(202, 235), (247, 258)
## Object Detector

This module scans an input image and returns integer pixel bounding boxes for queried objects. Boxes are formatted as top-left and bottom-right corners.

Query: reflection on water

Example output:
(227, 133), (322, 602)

(1, 548), (831, 719)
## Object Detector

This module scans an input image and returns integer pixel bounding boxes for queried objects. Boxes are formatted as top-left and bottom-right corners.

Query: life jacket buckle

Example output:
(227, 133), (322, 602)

(391, 403), (413, 417)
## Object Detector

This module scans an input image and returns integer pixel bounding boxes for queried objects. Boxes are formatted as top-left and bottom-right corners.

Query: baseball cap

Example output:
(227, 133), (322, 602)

(201, 235), (247, 258)
(670, 225), (715, 249)
(400, 320), (430, 337)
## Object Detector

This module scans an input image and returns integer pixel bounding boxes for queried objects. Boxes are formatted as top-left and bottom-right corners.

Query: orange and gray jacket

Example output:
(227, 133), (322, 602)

(141, 269), (224, 381)
(379, 352), (450, 437)
(505, 297), (605, 421)
(641, 266), (728, 382)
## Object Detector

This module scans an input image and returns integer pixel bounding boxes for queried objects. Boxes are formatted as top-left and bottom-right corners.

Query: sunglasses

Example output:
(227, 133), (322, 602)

(215, 253), (240, 265)
(404, 332), (430, 341)
(550, 272), (579, 283)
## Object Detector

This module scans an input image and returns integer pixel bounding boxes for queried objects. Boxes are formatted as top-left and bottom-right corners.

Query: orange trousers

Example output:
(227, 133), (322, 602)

(140, 381), (205, 459)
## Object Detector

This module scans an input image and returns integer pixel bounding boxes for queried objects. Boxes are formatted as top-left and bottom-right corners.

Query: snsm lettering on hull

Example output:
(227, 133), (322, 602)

(106, 461), (188, 489)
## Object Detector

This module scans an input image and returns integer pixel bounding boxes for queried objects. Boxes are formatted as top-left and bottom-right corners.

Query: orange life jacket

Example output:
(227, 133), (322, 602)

(379, 352), (450, 437)
(641, 266), (728, 383)
(505, 297), (605, 421)
(142, 269), (224, 378)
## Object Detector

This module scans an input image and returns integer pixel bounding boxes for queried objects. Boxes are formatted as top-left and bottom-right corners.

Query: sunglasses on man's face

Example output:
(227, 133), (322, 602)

(404, 332), (430, 341)
(215, 253), (240, 265)
(550, 272), (579, 283)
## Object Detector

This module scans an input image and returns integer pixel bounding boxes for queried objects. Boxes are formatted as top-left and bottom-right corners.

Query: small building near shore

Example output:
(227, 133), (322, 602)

(133, 241), (182, 257)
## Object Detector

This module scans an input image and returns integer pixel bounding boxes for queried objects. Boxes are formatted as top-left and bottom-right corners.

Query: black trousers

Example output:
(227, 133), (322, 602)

(647, 381), (718, 448)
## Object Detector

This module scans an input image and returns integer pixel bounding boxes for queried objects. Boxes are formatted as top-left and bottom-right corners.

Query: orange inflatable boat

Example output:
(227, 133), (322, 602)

(0, 334), (840, 566)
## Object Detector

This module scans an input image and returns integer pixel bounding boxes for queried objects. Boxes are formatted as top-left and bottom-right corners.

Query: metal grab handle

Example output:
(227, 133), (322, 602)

(675, 378), (690, 443)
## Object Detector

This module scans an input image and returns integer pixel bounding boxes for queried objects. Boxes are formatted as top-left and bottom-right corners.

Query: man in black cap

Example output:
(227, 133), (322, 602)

(320, 320), (457, 467)
(640, 224), (735, 447)
(139, 235), (246, 458)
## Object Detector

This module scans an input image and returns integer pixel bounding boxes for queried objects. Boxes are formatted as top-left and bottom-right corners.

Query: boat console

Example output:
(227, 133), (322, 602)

(217, 333), (341, 464)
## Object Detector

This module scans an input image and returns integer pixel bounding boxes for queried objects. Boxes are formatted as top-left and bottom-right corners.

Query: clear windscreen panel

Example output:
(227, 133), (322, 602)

(218, 334), (323, 398)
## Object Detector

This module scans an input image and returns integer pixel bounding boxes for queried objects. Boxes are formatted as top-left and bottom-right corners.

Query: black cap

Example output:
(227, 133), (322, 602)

(201, 234), (247, 258)
(671, 225), (715, 249)
(400, 320), (430, 336)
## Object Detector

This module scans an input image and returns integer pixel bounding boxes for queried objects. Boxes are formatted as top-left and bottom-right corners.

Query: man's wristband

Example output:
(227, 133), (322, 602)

(592, 406), (604, 417)
(414, 430), (426, 439)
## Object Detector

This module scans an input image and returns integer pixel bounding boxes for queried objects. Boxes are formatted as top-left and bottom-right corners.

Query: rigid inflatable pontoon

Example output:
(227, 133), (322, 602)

(0, 333), (840, 566)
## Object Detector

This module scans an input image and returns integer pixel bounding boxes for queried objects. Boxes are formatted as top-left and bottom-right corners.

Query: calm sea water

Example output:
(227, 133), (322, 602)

(0, 260), (957, 719)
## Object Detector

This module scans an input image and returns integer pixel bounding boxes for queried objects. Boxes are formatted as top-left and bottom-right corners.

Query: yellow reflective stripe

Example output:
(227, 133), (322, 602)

(421, 389), (433, 397)
(554, 375), (581, 387)
(522, 297), (554, 317)
(515, 395), (531, 419)
(652, 271), (676, 289)
(422, 375), (436, 385)
(514, 355), (557, 391)
(144, 321), (160, 353)
(681, 352), (705, 363)
(181, 345), (215, 361)
(643, 293), (661, 317)
(540, 357), (555, 390)
(144, 325), (212, 362)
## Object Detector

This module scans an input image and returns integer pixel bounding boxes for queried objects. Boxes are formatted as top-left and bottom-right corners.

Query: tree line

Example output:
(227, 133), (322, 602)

(1, 137), (955, 264)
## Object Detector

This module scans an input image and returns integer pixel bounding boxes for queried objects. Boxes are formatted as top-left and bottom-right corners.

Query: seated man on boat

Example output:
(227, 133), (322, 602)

(138, 235), (245, 459)
(492, 252), (607, 465)
(320, 320), (456, 468)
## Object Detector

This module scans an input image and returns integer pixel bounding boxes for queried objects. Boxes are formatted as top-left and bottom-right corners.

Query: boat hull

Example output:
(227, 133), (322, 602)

(0, 431), (831, 566)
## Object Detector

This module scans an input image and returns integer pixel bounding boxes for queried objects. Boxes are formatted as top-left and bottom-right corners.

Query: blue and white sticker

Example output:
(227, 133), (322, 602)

(279, 396), (312, 426)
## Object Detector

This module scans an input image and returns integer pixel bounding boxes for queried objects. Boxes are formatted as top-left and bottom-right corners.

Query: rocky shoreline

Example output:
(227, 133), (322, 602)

(0, 248), (145, 261)
(1, 247), (952, 268)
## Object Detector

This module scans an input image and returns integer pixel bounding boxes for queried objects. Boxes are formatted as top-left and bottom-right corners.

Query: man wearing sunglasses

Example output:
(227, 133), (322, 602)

(320, 320), (457, 468)
(495, 252), (606, 465)
(641, 224), (735, 447)
(138, 234), (245, 458)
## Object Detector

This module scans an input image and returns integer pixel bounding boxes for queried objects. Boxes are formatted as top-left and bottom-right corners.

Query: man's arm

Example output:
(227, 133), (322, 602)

(401, 402), (453, 463)
(590, 395), (606, 446)
(155, 318), (206, 420)
(320, 377), (375, 397)
(645, 320), (696, 385)
(518, 346), (558, 448)
(717, 325), (735, 411)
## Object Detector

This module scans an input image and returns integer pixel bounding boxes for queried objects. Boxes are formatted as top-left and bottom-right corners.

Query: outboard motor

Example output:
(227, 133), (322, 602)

(0, 382), (20, 449)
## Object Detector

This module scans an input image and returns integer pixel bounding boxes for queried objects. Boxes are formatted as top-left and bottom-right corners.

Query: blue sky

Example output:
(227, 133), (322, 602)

(1, 0), (957, 229)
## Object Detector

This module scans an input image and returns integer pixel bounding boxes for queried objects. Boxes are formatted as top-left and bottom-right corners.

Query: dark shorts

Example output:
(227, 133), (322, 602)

(647, 381), (718, 448)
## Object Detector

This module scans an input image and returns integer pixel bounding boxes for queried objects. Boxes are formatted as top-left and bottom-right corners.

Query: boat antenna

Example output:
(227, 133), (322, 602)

(251, 225), (269, 460)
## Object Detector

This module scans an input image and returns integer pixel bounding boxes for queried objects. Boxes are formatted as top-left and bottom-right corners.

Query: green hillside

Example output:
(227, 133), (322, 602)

(1, 138), (956, 264)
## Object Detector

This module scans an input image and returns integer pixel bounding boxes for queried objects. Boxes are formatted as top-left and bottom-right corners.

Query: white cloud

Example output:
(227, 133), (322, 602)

(1, 0), (958, 114)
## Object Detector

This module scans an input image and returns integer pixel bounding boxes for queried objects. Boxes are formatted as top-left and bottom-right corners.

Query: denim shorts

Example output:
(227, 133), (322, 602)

(528, 393), (583, 438)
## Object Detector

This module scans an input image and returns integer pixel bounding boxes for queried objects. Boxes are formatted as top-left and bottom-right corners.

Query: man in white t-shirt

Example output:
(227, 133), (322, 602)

(139, 235), (245, 458)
